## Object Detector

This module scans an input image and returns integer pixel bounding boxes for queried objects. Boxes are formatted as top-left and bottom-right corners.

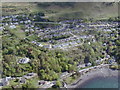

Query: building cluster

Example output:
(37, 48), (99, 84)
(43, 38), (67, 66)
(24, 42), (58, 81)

(0, 73), (37, 88)
(38, 80), (55, 88)
(1, 14), (118, 50)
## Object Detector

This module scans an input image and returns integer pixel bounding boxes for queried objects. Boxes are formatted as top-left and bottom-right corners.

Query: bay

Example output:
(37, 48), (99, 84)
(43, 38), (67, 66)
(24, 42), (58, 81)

(78, 76), (119, 88)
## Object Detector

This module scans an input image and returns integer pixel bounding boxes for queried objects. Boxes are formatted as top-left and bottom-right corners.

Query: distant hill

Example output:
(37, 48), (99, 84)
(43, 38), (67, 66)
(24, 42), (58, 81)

(2, 2), (118, 20)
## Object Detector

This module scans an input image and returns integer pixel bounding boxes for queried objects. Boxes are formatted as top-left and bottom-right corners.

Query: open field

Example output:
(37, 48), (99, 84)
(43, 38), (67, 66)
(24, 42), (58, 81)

(9, 26), (26, 39)
(2, 2), (118, 20)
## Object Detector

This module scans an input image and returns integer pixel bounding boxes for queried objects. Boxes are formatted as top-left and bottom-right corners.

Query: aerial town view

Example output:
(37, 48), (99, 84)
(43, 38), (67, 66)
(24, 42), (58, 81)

(0, 1), (120, 89)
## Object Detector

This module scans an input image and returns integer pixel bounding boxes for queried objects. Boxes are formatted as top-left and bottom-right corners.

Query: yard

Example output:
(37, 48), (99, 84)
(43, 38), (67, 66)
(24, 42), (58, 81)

(2, 76), (39, 89)
(9, 26), (26, 39)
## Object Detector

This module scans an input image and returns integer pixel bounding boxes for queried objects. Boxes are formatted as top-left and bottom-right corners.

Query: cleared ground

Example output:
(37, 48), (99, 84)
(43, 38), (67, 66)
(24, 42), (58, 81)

(2, 2), (118, 20)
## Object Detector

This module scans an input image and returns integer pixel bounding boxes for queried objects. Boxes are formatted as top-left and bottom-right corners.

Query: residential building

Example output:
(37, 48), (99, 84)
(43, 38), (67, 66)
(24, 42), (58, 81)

(18, 58), (30, 64)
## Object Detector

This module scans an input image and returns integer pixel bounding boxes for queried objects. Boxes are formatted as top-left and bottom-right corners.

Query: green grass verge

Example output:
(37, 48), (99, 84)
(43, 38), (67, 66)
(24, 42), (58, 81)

(9, 26), (26, 39)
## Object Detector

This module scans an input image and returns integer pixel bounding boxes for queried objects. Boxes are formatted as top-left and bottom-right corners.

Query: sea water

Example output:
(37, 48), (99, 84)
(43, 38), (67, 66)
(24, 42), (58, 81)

(79, 76), (119, 88)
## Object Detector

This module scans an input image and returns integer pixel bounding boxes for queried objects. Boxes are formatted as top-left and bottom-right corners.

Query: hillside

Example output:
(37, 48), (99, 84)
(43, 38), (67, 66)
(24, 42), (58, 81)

(2, 2), (118, 20)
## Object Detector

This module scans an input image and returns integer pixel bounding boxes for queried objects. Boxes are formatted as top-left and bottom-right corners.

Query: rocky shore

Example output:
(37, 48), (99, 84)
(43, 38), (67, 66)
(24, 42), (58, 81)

(66, 64), (119, 88)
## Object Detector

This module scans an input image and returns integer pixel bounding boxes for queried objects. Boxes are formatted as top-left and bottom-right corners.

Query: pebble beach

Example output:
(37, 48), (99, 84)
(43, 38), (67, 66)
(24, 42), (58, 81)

(66, 64), (119, 88)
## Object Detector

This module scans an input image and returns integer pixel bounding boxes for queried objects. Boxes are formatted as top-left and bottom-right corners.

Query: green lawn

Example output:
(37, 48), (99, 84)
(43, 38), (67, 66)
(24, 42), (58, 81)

(9, 26), (26, 39)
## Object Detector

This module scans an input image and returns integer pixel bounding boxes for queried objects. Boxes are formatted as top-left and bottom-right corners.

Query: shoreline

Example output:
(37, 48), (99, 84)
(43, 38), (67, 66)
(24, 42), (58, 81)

(66, 65), (119, 88)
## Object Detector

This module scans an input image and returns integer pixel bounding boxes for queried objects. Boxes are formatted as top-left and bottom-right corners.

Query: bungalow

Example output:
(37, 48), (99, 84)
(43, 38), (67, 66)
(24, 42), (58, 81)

(27, 20), (31, 23)
(106, 55), (110, 59)
(96, 60), (101, 65)
(104, 29), (112, 32)
(76, 40), (81, 43)
(88, 42), (91, 45)
(5, 23), (8, 26)
(30, 29), (34, 32)
(38, 80), (46, 86)
(5, 77), (12, 81)
(69, 42), (77, 45)
(43, 44), (52, 49)
(20, 21), (24, 24)
(25, 29), (29, 32)
(24, 21), (28, 24)
(19, 78), (26, 84)
(52, 45), (62, 48)
(92, 39), (96, 42)
(14, 22), (19, 25)
(18, 58), (30, 64)
(9, 25), (16, 29)
(77, 64), (85, 68)
(26, 73), (37, 77)
(60, 72), (69, 78)
(31, 41), (36, 44)
(36, 42), (43, 47)
(0, 27), (4, 31)
(0, 78), (9, 86)
(85, 63), (92, 67)
(38, 80), (51, 86)
(23, 73), (37, 79)
(76, 25), (80, 28)
(61, 43), (69, 47)
(108, 59), (115, 64)
(103, 43), (107, 46)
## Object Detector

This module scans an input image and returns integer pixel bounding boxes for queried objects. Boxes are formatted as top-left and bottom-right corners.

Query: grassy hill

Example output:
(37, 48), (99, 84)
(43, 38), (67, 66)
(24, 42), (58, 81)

(2, 2), (118, 20)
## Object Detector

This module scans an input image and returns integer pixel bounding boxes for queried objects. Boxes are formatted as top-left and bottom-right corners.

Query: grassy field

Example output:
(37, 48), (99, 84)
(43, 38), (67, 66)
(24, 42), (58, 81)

(2, 2), (118, 20)
(9, 26), (26, 39)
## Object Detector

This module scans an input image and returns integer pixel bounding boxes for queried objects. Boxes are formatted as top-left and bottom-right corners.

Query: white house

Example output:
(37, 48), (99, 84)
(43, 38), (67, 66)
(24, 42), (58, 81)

(0, 27), (4, 31)
(25, 29), (29, 32)
(20, 21), (24, 23)
(9, 25), (16, 29)
(18, 58), (30, 64)
(60, 72), (69, 78)
(43, 44), (52, 49)
(19, 78), (26, 84)
(88, 42), (91, 45)
(36, 43), (43, 47)
(96, 60), (101, 65)
(86, 63), (92, 66)
(23, 73), (37, 79)
(0, 77), (10, 87)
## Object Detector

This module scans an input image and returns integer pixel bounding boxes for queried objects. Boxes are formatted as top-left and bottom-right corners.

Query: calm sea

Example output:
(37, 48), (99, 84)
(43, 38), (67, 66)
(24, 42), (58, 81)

(78, 76), (119, 88)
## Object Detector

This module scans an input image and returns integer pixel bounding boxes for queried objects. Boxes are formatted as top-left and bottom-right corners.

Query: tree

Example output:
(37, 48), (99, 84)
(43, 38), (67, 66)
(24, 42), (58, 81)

(55, 80), (62, 88)
(68, 64), (75, 72)
(7, 47), (14, 54)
